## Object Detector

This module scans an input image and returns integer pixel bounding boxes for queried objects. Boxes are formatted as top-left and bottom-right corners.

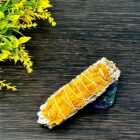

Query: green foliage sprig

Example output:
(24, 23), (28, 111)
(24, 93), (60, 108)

(0, 0), (56, 91)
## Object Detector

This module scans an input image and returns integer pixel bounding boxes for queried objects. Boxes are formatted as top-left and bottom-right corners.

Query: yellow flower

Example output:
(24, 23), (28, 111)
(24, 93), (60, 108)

(52, 21), (56, 26)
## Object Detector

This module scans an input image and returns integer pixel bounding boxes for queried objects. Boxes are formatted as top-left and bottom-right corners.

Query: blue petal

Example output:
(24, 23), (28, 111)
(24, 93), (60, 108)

(92, 81), (118, 109)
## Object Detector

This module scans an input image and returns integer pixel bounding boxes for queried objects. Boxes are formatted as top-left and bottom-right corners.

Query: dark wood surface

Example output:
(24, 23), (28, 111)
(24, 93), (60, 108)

(0, 0), (140, 139)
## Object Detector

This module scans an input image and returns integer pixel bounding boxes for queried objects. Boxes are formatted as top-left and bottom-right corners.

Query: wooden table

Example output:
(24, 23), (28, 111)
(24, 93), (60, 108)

(0, 0), (140, 139)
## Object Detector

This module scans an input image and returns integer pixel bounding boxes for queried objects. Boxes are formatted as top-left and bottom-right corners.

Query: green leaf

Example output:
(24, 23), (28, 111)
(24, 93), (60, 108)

(25, 1), (34, 8)
(0, 11), (5, 19)
(9, 35), (19, 48)
(2, 50), (11, 55)
(19, 36), (31, 44)
(0, 50), (11, 61)
(2, 37), (12, 47)
(0, 43), (13, 50)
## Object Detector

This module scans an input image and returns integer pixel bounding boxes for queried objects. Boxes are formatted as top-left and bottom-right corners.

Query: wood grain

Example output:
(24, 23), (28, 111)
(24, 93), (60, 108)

(0, 0), (140, 139)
